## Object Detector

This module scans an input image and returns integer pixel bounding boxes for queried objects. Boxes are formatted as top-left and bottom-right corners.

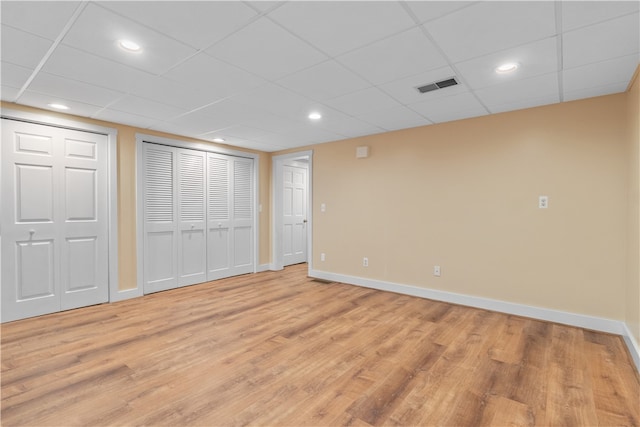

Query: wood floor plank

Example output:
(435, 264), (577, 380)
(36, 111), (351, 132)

(2, 264), (638, 426)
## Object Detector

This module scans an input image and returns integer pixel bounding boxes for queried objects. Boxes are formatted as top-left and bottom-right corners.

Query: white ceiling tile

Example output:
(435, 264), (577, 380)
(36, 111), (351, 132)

(194, 99), (264, 126)
(62, 3), (197, 75)
(404, 1), (475, 23)
(456, 37), (558, 90)
(162, 52), (265, 101)
(269, 1), (415, 56)
(563, 54), (639, 95)
(1, 86), (21, 101)
(425, 1), (556, 62)
(99, 1), (258, 50)
(220, 125), (282, 144)
(229, 82), (323, 122)
(239, 113), (308, 135)
(488, 94), (560, 114)
(0, 1), (81, 40)
(1, 25), (51, 68)
(564, 81), (629, 102)
(562, 1), (639, 31)
(563, 13), (640, 69)
(325, 87), (402, 117)
(356, 105), (432, 132)
(315, 110), (385, 138)
(276, 125), (345, 145)
(28, 72), (124, 106)
(206, 17), (326, 81)
(337, 27), (448, 85)
(18, 90), (103, 116)
(378, 66), (462, 104)
(409, 92), (488, 124)
(107, 95), (187, 121)
(43, 45), (153, 93)
(165, 111), (232, 135)
(277, 60), (371, 101)
(128, 76), (221, 111)
(92, 108), (157, 128)
(246, 2), (285, 13)
(1, 61), (32, 91)
(475, 73), (559, 110)
(147, 121), (203, 139)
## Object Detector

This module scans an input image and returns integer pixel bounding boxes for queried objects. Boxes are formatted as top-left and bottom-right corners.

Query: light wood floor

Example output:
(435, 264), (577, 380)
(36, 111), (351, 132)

(2, 264), (638, 426)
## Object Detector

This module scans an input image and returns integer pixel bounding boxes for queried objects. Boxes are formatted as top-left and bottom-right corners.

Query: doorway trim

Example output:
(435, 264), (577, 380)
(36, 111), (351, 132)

(271, 150), (313, 273)
(0, 107), (119, 301)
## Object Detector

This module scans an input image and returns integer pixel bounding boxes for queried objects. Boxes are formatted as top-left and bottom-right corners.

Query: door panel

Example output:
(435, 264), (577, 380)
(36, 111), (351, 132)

(16, 239), (55, 299)
(65, 237), (98, 292)
(207, 153), (232, 280)
(177, 149), (206, 286)
(282, 163), (307, 266)
(2, 119), (109, 321)
(143, 144), (178, 293)
(15, 164), (54, 222)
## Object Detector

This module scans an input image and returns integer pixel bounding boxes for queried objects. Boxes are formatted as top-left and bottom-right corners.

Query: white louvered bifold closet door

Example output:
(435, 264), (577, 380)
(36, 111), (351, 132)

(177, 148), (207, 287)
(143, 144), (178, 294)
(143, 143), (254, 293)
(231, 157), (254, 275)
(207, 153), (232, 281)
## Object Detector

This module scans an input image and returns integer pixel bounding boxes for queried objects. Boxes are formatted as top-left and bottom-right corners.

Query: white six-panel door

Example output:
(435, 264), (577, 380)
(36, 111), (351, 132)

(282, 163), (307, 266)
(1, 119), (109, 322)
(143, 143), (253, 293)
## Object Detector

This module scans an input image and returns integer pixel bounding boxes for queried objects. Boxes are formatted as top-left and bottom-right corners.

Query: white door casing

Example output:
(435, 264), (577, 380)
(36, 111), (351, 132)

(283, 162), (307, 266)
(271, 151), (313, 272)
(1, 119), (110, 322)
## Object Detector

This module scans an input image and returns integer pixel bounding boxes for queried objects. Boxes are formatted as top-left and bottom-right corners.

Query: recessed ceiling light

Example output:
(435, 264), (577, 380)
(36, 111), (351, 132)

(308, 112), (322, 120)
(495, 62), (519, 74)
(48, 103), (69, 110)
(118, 39), (141, 52)
(212, 137), (225, 143)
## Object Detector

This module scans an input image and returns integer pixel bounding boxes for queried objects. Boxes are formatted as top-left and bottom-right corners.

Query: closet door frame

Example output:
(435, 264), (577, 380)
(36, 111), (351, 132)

(135, 133), (259, 292)
(1, 108), (119, 303)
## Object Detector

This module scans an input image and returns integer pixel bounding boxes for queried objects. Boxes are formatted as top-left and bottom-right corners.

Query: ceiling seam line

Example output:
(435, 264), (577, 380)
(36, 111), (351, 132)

(555, 1), (564, 103)
(14, 1), (89, 102)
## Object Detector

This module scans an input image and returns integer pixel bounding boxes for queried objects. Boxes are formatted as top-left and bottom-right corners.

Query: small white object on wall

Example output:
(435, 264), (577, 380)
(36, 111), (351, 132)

(356, 146), (369, 159)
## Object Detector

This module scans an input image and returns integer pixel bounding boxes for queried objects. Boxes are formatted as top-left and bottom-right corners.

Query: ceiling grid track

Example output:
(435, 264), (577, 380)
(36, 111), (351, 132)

(555, 1), (565, 102)
(14, 1), (89, 102)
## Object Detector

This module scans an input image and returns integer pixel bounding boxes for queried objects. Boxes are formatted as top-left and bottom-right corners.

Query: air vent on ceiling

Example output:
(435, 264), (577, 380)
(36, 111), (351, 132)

(416, 77), (459, 94)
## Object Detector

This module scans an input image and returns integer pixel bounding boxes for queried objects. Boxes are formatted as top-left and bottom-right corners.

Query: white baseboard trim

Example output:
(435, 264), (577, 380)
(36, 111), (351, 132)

(110, 287), (143, 303)
(622, 323), (640, 372)
(256, 264), (271, 273)
(309, 269), (639, 372)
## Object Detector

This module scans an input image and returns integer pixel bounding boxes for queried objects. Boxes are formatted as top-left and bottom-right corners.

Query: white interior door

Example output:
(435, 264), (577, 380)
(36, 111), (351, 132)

(282, 162), (307, 266)
(1, 119), (109, 322)
(143, 144), (178, 294)
(177, 148), (206, 287)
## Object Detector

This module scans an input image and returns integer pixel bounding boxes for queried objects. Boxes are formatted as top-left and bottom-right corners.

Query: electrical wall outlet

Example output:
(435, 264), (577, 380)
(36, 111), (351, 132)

(434, 265), (441, 277)
(320, 253), (326, 262)
(539, 195), (548, 209)
(363, 257), (368, 267)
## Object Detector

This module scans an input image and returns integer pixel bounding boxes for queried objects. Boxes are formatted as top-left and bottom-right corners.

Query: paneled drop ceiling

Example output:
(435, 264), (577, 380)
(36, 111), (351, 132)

(1, 1), (638, 152)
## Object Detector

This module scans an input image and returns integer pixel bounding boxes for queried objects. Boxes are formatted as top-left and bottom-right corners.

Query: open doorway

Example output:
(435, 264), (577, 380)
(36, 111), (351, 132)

(272, 151), (313, 272)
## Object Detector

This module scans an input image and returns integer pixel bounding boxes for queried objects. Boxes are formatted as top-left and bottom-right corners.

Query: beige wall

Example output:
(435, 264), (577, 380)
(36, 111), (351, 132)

(299, 94), (630, 321)
(0, 101), (272, 291)
(627, 68), (640, 342)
